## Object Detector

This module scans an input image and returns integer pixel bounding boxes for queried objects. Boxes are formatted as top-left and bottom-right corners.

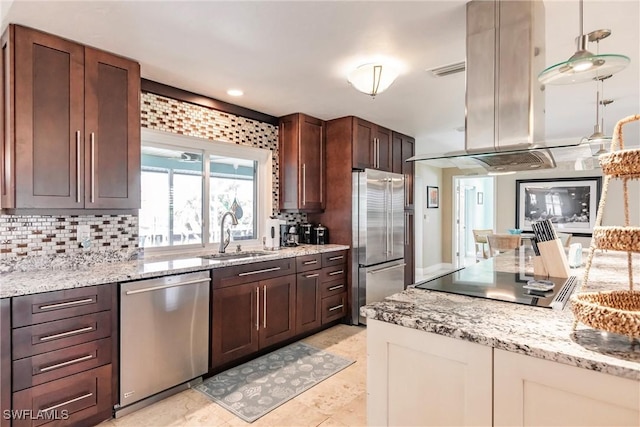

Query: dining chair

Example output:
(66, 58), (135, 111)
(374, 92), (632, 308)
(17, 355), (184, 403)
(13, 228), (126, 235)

(472, 229), (494, 261)
(486, 234), (521, 257)
(557, 232), (572, 247)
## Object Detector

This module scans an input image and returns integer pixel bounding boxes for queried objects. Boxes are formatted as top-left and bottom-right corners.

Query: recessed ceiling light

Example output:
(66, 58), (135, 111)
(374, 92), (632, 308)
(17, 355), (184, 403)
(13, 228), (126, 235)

(227, 89), (243, 97)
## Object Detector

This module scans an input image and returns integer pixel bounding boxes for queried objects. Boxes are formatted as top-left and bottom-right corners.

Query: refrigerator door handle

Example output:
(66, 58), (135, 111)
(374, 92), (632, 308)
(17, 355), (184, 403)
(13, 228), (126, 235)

(389, 179), (393, 257)
(368, 263), (407, 275)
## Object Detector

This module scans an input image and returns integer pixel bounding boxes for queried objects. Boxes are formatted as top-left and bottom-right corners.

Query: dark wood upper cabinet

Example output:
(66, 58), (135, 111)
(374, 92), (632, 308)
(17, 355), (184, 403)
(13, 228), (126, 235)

(1, 25), (140, 211)
(279, 113), (325, 213)
(353, 117), (392, 172)
(392, 132), (415, 209)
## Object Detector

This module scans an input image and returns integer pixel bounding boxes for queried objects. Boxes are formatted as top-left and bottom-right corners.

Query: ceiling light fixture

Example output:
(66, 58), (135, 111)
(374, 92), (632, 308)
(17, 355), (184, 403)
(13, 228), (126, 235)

(227, 89), (243, 97)
(538, 0), (629, 85)
(347, 63), (399, 97)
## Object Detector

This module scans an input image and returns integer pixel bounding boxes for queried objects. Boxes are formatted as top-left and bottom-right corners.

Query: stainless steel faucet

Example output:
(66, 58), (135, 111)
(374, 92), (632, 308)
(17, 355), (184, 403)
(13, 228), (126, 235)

(219, 211), (239, 253)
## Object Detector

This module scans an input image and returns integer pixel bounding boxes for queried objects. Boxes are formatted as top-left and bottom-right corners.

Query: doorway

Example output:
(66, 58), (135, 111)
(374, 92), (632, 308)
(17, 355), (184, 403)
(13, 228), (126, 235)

(453, 176), (495, 268)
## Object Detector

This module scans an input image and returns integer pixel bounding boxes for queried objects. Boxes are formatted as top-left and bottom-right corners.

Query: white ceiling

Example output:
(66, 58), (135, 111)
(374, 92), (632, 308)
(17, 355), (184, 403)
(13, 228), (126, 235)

(3, 0), (639, 155)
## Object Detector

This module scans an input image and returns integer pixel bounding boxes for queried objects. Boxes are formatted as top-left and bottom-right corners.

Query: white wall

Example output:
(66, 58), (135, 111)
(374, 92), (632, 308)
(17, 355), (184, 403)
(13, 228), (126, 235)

(495, 168), (640, 246)
(415, 163), (443, 272)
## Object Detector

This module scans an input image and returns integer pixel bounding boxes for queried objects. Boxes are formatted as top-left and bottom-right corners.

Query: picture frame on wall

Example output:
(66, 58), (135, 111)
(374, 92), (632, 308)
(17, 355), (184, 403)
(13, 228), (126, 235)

(515, 177), (602, 237)
(427, 186), (439, 209)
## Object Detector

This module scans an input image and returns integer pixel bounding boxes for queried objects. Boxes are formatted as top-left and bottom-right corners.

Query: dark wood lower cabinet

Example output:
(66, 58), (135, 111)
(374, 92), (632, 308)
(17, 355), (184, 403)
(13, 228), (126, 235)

(259, 276), (296, 348)
(295, 271), (322, 335)
(211, 283), (259, 369)
(12, 364), (112, 427)
(1, 299), (10, 427)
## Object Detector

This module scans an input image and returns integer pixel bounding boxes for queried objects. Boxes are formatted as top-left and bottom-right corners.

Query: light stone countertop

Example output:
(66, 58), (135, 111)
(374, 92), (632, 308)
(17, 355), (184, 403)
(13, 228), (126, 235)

(361, 249), (640, 380)
(0, 244), (349, 299)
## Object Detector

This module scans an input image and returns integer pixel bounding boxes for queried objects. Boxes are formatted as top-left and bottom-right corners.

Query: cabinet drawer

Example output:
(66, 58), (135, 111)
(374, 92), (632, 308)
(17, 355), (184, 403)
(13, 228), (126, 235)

(212, 258), (295, 289)
(296, 254), (322, 273)
(12, 364), (112, 427)
(13, 311), (111, 360)
(320, 278), (346, 299)
(321, 265), (346, 282)
(13, 338), (111, 392)
(13, 285), (113, 327)
(321, 293), (347, 324)
(321, 250), (347, 267)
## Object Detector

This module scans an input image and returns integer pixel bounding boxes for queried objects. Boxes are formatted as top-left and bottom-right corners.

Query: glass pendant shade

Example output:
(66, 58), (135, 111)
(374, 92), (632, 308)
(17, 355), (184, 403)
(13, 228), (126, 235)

(348, 63), (399, 97)
(538, 0), (630, 85)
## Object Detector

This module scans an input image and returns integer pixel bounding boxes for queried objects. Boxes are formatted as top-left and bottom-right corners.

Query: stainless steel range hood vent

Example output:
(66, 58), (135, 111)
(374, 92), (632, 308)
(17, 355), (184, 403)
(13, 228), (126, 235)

(464, 0), (547, 170)
(471, 149), (556, 172)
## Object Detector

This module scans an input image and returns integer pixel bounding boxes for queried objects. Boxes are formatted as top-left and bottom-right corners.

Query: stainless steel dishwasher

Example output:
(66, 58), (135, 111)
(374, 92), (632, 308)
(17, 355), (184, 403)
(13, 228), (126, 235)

(117, 271), (210, 416)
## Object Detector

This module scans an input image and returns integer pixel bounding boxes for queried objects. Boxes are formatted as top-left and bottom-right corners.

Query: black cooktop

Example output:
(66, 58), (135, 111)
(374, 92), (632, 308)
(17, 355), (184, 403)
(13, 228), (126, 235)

(414, 255), (577, 309)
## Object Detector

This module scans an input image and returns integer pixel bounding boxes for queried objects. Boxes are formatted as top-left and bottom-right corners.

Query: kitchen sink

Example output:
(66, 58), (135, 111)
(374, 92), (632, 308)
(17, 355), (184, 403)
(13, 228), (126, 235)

(199, 251), (272, 261)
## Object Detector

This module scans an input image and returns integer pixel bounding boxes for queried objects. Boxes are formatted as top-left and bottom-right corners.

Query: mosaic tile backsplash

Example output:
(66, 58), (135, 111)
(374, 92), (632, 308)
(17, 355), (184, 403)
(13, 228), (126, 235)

(1, 91), (305, 272)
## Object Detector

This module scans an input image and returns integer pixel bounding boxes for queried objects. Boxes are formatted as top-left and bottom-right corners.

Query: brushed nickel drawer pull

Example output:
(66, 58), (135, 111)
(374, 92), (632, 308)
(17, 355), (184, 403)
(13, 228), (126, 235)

(303, 260), (317, 265)
(328, 304), (344, 312)
(328, 255), (344, 261)
(328, 284), (344, 291)
(125, 278), (211, 295)
(238, 266), (281, 277)
(40, 298), (94, 311)
(305, 273), (319, 278)
(39, 354), (94, 372)
(328, 270), (344, 276)
(40, 326), (94, 342)
(41, 392), (93, 413)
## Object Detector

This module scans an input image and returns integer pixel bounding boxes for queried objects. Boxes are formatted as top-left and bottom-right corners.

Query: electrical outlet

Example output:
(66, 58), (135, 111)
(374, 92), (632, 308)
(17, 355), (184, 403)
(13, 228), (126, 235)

(77, 225), (90, 240)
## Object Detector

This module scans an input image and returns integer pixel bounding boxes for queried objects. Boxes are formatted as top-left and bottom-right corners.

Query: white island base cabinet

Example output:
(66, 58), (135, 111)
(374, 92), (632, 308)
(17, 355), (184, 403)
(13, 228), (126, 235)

(494, 349), (639, 427)
(367, 319), (492, 426)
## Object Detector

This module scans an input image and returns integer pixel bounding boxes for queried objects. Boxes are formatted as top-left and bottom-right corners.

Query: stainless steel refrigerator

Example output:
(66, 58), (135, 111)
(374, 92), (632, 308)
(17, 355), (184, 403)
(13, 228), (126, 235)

(352, 169), (406, 324)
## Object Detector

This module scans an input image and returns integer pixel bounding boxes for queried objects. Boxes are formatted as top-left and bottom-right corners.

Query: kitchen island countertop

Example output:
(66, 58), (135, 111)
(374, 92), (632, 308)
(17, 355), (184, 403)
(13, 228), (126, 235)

(1, 244), (349, 298)
(361, 249), (640, 380)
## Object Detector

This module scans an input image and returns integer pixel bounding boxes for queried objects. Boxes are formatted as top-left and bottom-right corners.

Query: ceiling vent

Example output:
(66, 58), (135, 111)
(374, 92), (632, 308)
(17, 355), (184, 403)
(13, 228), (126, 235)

(427, 61), (466, 77)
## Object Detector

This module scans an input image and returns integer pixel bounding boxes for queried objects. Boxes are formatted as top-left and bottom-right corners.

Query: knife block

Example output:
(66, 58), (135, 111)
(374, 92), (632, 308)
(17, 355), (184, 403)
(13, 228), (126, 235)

(532, 256), (548, 277)
(537, 238), (571, 278)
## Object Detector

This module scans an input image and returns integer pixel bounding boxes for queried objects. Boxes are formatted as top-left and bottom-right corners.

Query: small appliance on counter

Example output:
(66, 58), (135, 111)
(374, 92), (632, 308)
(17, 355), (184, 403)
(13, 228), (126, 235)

(313, 224), (328, 245)
(280, 223), (299, 247)
(299, 223), (314, 244)
(264, 218), (283, 250)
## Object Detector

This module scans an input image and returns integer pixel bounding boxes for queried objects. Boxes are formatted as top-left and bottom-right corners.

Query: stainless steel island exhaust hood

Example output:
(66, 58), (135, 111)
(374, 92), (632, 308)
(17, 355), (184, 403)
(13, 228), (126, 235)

(409, 0), (593, 173)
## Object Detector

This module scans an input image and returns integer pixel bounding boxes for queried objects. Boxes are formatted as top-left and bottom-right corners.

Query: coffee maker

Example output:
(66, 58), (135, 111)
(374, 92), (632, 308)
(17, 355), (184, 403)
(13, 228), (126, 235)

(299, 223), (313, 244)
(280, 224), (299, 247)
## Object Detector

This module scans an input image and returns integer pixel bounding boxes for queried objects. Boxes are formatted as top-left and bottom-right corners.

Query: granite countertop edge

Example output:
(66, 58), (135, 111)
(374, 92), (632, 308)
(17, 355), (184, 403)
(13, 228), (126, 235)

(361, 298), (640, 381)
(1, 244), (350, 298)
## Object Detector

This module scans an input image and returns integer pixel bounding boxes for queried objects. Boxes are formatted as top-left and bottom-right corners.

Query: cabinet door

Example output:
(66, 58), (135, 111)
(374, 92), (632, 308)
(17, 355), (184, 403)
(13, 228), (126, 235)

(353, 118), (375, 170)
(404, 211), (414, 286)
(299, 115), (325, 211)
(211, 283), (259, 368)
(85, 47), (140, 209)
(295, 271), (321, 335)
(259, 275), (296, 348)
(494, 349), (639, 426)
(376, 126), (392, 172)
(368, 319), (492, 426)
(14, 25), (85, 208)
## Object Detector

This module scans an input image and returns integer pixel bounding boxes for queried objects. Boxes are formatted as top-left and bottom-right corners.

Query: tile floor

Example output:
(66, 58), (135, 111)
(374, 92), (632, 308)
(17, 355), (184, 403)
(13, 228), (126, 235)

(101, 325), (367, 427)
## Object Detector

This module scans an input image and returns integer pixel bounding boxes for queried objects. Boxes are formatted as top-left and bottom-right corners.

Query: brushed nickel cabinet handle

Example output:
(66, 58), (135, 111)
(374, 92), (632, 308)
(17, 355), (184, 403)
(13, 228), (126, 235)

(328, 284), (344, 291)
(377, 138), (380, 168)
(76, 130), (81, 203)
(39, 354), (93, 372)
(263, 285), (267, 329)
(328, 270), (344, 276)
(238, 266), (281, 277)
(303, 260), (317, 265)
(302, 163), (306, 206)
(256, 287), (259, 331)
(328, 304), (344, 312)
(90, 132), (96, 203)
(40, 326), (94, 342)
(305, 273), (319, 278)
(40, 298), (94, 311)
(41, 392), (93, 413)
(328, 255), (344, 261)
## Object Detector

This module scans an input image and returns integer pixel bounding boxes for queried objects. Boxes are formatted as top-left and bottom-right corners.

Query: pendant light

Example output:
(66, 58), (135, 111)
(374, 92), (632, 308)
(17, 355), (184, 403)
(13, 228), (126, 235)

(538, 0), (629, 85)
